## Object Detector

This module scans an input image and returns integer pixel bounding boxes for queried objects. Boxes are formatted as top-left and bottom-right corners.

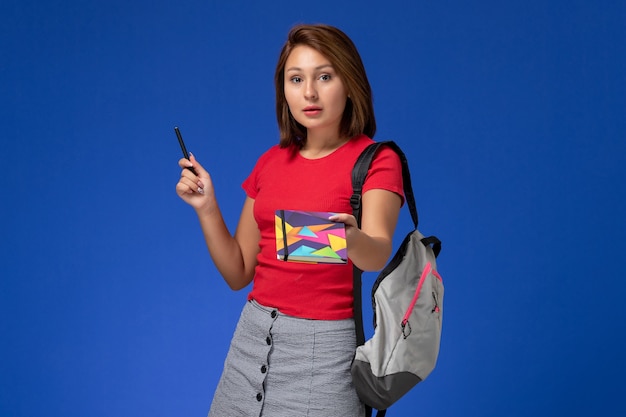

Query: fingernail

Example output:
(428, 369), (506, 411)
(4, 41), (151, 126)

(197, 187), (204, 194)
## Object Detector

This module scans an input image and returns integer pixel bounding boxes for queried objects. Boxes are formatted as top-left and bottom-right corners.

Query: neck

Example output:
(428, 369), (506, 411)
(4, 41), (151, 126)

(300, 133), (349, 159)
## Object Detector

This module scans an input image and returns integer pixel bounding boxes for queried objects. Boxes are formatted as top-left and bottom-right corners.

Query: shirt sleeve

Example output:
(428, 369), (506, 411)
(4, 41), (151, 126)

(362, 146), (405, 206)
(242, 146), (276, 199)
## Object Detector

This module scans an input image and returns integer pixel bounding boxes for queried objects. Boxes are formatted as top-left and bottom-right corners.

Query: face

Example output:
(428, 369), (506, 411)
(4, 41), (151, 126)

(283, 45), (348, 139)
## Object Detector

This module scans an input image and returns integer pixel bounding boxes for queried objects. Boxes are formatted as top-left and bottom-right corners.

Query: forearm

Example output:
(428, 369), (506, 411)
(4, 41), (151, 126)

(346, 227), (393, 271)
(330, 190), (401, 272)
(176, 155), (257, 289)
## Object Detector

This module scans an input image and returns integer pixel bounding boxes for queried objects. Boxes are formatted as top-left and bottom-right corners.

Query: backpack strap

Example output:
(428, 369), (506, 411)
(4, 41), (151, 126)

(351, 141), (418, 229)
(351, 141), (441, 256)
(350, 141), (416, 417)
(422, 235), (442, 258)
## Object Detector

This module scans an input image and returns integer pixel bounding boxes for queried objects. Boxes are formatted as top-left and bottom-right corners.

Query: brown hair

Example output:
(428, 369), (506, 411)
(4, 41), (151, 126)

(274, 24), (376, 147)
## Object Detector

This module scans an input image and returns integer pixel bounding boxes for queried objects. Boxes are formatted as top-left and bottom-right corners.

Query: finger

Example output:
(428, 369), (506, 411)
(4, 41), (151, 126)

(328, 213), (357, 227)
(177, 176), (204, 195)
(328, 213), (348, 221)
(177, 181), (204, 196)
(180, 167), (196, 179)
(176, 181), (193, 195)
(180, 168), (204, 190)
(189, 153), (209, 177)
(178, 157), (195, 170)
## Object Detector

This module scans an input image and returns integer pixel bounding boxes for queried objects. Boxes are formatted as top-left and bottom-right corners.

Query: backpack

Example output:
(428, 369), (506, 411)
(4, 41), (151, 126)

(350, 141), (444, 417)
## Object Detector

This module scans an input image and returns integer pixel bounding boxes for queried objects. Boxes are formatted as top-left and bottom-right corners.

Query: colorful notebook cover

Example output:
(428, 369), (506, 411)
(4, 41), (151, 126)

(275, 210), (347, 264)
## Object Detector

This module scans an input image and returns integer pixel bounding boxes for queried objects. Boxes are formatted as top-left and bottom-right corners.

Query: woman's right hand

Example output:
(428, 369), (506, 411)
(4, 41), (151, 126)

(175, 153), (215, 211)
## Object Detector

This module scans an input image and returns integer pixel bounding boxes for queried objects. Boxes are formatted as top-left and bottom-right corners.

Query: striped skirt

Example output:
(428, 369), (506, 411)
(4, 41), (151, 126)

(208, 299), (365, 417)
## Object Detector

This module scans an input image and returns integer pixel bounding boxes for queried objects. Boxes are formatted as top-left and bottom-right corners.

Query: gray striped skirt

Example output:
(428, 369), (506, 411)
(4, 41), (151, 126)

(208, 299), (365, 417)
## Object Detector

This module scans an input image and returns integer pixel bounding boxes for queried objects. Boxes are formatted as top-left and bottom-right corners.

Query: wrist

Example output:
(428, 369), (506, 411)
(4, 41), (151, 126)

(195, 197), (219, 219)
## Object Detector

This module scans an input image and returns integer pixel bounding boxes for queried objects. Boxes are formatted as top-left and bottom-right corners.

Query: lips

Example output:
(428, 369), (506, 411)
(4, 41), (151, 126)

(303, 106), (322, 116)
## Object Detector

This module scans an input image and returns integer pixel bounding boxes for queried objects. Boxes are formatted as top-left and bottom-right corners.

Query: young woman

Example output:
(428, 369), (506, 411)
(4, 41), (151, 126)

(176, 24), (404, 417)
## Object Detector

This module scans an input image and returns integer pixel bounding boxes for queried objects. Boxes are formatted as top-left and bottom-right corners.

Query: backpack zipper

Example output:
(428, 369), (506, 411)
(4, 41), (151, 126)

(431, 269), (442, 313)
(401, 262), (442, 339)
(432, 292), (440, 313)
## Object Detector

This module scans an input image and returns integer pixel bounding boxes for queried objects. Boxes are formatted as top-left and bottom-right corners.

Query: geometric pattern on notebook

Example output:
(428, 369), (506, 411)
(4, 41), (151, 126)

(275, 210), (347, 263)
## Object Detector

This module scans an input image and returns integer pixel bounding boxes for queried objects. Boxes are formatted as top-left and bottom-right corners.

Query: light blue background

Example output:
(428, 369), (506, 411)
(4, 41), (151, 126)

(2, 1), (625, 416)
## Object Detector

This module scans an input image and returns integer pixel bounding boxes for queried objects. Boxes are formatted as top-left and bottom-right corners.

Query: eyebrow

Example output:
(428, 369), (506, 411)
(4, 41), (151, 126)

(285, 64), (334, 73)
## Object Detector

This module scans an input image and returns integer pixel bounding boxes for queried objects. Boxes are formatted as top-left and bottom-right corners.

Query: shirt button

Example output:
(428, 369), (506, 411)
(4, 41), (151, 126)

(261, 365), (267, 373)
(271, 310), (277, 318)
(266, 336), (272, 345)
(256, 393), (263, 401)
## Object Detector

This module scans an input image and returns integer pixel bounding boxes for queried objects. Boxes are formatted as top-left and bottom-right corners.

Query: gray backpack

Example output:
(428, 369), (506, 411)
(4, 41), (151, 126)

(350, 141), (444, 417)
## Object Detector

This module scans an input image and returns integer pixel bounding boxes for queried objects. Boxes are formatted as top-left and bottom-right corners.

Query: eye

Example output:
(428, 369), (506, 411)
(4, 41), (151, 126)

(319, 74), (331, 81)
(289, 76), (302, 84)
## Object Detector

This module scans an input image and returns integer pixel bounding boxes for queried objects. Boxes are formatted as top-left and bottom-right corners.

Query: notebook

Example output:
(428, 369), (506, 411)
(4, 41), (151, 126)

(275, 210), (348, 264)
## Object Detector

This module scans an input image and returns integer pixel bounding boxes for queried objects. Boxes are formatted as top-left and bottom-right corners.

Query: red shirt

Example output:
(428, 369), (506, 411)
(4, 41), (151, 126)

(242, 135), (403, 320)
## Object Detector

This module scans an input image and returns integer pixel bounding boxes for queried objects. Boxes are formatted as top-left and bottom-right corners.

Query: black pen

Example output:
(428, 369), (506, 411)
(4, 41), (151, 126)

(174, 126), (198, 175)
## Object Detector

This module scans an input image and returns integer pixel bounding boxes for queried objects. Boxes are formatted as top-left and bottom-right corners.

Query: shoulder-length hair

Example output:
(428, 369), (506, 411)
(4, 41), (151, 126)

(274, 24), (376, 147)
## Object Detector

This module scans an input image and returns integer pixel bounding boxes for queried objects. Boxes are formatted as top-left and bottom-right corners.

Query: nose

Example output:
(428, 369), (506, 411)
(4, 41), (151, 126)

(304, 80), (317, 100)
